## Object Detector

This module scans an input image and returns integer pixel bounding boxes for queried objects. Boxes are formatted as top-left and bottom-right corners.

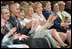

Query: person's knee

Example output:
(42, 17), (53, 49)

(51, 29), (56, 33)
(51, 29), (57, 36)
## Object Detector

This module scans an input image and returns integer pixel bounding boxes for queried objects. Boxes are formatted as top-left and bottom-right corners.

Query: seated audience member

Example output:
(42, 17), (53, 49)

(65, 1), (71, 15)
(9, 3), (31, 34)
(17, 6), (32, 35)
(17, 7), (25, 29)
(32, 2), (57, 31)
(58, 1), (71, 23)
(1, 6), (11, 34)
(42, 1), (54, 20)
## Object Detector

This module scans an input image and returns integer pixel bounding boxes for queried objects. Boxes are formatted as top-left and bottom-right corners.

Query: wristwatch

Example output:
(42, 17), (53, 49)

(19, 37), (22, 41)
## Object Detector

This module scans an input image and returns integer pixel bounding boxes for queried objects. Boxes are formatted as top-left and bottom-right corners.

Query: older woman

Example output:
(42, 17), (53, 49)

(58, 1), (71, 23)
(33, 2), (68, 47)
(42, 1), (53, 20)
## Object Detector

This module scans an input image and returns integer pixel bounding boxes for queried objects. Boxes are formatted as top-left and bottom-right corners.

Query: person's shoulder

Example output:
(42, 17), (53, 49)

(63, 11), (69, 14)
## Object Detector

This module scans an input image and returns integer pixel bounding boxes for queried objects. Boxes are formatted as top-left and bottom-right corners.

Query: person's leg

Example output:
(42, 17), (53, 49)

(45, 33), (60, 48)
(58, 32), (67, 42)
(58, 30), (71, 45)
(33, 31), (52, 48)
(51, 29), (67, 47)
(33, 30), (61, 48)
(66, 30), (71, 44)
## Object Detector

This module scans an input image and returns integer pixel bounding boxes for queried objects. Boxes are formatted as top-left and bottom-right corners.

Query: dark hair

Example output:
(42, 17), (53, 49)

(40, 1), (51, 8)
(51, 1), (58, 10)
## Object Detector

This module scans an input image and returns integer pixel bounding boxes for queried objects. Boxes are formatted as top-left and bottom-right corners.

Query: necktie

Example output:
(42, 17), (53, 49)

(61, 13), (65, 22)
(57, 12), (65, 22)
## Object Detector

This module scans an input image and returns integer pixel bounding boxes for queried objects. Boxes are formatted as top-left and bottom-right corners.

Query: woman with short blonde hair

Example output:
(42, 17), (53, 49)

(58, 1), (71, 23)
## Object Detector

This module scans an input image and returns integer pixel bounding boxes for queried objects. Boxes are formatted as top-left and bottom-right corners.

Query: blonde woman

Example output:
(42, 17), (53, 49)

(58, 1), (71, 23)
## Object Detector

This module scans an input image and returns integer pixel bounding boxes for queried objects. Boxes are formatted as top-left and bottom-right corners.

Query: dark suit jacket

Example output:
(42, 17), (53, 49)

(8, 16), (31, 35)
(42, 9), (55, 20)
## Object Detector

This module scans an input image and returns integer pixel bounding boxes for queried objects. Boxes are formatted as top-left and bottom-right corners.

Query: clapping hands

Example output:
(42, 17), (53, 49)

(26, 21), (32, 29)
(9, 27), (17, 34)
